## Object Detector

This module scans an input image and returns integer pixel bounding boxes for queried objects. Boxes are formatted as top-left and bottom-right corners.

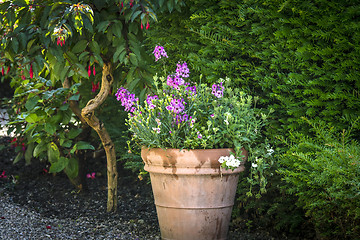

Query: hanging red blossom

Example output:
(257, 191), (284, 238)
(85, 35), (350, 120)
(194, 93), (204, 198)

(146, 21), (150, 30)
(29, 64), (33, 79)
(88, 64), (91, 77)
(92, 82), (99, 92)
(93, 65), (96, 76)
(1, 67), (4, 75)
(6, 66), (10, 74)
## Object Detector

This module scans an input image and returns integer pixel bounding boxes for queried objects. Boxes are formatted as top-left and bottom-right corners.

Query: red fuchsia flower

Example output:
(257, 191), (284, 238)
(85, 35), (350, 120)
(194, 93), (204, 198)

(91, 82), (99, 92)
(141, 23), (143, 30)
(0, 171), (7, 179)
(10, 138), (17, 148)
(93, 65), (96, 76)
(29, 64), (33, 79)
(46, 225), (51, 229)
(87, 172), (96, 179)
(1, 67), (4, 75)
(6, 66), (10, 74)
(88, 64), (91, 77)
(146, 21), (150, 30)
(130, 0), (134, 8)
(57, 37), (65, 46)
(21, 143), (26, 153)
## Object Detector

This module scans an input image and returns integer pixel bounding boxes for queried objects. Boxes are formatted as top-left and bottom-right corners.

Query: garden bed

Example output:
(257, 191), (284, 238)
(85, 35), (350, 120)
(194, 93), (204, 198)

(0, 136), (276, 240)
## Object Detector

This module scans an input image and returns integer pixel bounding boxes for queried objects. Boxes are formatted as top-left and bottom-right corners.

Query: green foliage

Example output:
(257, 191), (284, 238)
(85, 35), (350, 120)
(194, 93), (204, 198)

(279, 118), (360, 239)
(0, 0), (185, 185)
(7, 77), (91, 179)
(148, 0), (360, 135)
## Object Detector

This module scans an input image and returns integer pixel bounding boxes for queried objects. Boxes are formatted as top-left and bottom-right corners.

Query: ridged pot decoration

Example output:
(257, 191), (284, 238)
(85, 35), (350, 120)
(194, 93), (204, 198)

(141, 147), (247, 240)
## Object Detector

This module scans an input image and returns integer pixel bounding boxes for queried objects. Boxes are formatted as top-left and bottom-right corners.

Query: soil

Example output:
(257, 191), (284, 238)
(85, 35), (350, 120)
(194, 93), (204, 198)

(0, 136), (280, 240)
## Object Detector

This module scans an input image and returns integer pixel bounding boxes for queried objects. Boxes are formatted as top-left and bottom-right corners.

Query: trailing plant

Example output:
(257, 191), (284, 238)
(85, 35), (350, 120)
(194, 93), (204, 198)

(279, 117), (360, 239)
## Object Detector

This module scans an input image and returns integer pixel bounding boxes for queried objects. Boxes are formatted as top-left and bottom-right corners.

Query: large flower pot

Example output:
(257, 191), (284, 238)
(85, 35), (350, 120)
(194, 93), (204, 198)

(141, 148), (247, 240)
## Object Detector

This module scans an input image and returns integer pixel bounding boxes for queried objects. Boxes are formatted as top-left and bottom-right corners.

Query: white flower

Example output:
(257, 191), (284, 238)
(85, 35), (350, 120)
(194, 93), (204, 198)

(224, 119), (229, 125)
(218, 156), (226, 164)
(152, 127), (160, 133)
(155, 118), (161, 126)
(252, 163), (258, 168)
(218, 155), (241, 168)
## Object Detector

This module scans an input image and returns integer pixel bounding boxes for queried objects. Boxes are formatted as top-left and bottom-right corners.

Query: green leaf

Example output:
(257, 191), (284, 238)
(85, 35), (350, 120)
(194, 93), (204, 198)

(33, 142), (47, 157)
(112, 22), (122, 38)
(69, 93), (80, 101)
(64, 157), (79, 179)
(59, 103), (69, 111)
(25, 95), (40, 111)
(96, 20), (110, 33)
(49, 157), (69, 173)
(24, 143), (34, 165)
(25, 113), (39, 123)
(61, 109), (72, 125)
(129, 53), (138, 66)
(131, 10), (142, 22)
(68, 128), (82, 139)
(45, 123), (57, 135)
(75, 63), (89, 78)
(11, 38), (19, 53)
(89, 40), (100, 54)
(60, 140), (72, 148)
(76, 141), (95, 150)
(71, 141), (94, 154)
(47, 142), (60, 163)
(13, 152), (23, 164)
(72, 40), (88, 53)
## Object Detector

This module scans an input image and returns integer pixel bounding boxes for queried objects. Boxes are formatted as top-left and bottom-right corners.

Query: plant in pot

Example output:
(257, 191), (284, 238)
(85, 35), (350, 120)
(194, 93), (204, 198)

(116, 46), (270, 240)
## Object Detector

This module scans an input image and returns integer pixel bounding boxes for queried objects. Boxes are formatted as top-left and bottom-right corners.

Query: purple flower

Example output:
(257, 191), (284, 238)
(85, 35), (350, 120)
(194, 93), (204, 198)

(166, 75), (185, 89)
(185, 85), (196, 95)
(146, 95), (158, 109)
(153, 45), (168, 62)
(175, 61), (190, 78)
(211, 82), (224, 98)
(166, 98), (186, 114)
(175, 113), (189, 124)
(115, 87), (138, 112)
(197, 132), (202, 139)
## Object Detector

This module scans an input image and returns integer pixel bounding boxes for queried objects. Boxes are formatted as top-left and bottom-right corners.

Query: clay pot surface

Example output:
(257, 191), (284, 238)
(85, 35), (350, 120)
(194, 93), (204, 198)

(141, 148), (247, 240)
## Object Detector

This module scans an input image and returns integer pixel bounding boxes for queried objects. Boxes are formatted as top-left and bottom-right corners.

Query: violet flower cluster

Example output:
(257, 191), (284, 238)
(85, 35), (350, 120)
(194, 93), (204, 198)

(212, 82), (224, 98)
(153, 45), (168, 62)
(115, 87), (138, 113)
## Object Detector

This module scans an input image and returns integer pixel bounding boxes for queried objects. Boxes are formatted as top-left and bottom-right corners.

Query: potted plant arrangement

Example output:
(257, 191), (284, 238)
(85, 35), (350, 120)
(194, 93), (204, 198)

(116, 46), (269, 240)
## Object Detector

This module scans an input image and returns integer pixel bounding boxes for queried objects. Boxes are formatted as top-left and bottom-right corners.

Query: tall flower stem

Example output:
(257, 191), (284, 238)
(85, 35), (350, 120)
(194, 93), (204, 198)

(81, 62), (118, 212)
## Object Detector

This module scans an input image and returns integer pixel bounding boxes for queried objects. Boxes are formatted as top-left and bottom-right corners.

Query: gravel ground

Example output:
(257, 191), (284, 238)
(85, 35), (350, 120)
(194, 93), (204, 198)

(0, 134), (276, 240)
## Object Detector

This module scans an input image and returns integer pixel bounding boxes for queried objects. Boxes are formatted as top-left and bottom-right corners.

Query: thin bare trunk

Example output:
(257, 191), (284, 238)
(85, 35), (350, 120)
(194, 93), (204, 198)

(81, 62), (118, 212)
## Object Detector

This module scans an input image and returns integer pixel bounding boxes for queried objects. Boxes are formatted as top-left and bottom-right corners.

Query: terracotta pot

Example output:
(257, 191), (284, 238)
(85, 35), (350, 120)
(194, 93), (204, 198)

(141, 148), (247, 240)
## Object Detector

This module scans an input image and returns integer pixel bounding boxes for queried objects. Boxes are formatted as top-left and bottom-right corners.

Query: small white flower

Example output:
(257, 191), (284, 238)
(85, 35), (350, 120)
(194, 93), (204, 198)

(218, 155), (241, 168)
(152, 127), (160, 133)
(155, 118), (161, 126)
(252, 163), (258, 168)
(218, 156), (226, 164)
(224, 119), (229, 125)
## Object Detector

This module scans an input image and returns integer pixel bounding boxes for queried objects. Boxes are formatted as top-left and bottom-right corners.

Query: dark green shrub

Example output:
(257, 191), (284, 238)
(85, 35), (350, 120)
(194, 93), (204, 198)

(279, 118), (360, 239)
(148, 0), (360, 135)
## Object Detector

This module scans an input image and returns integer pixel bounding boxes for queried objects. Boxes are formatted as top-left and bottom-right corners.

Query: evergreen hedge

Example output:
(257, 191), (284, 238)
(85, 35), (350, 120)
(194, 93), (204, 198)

(148, 0), (360, 135)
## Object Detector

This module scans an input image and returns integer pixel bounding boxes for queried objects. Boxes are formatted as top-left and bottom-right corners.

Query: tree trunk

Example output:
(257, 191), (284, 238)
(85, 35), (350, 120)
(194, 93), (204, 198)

(81, 62), (118, 212)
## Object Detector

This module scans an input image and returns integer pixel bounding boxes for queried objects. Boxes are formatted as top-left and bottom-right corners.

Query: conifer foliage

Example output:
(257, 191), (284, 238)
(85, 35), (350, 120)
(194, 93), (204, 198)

(149, 0), (360, 134)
